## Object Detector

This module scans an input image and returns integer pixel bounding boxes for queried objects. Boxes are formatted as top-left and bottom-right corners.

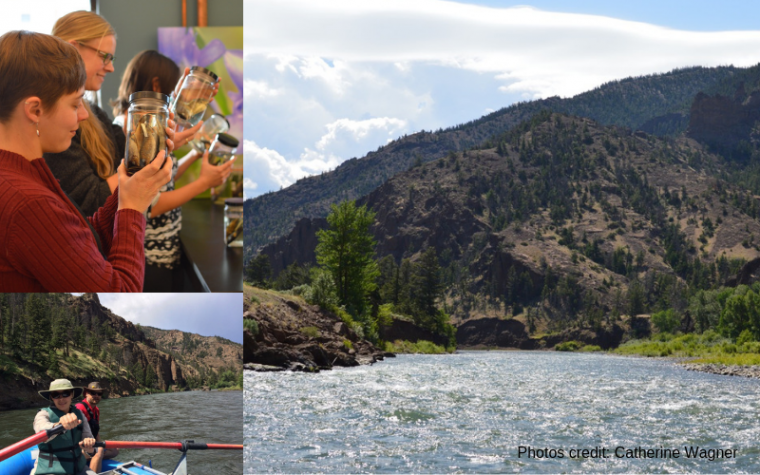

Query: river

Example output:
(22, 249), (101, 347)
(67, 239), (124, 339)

(0, 390), (242, 474)
(244, 351), (760, 473)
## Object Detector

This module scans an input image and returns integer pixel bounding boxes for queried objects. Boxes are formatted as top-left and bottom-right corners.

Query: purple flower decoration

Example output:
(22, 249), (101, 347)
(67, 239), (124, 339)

(219, 49), (243, 140)
(157, 27), (226, 69)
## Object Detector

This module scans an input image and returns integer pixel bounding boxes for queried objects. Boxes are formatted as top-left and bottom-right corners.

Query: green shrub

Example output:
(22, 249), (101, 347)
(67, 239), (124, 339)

(555, 341), (581, 351)
(700, 329), (721, 344)
(243, 319), (259, 336)
(384, 340), (449, 354)
(737, 329), (755, 345)
(377, 303), (394, 327)
(652, 309), (680, 334)
(305, 269), (338, 309)
(580, 345), (602, 352)
(300, 326), (321, 339)
(343, 339), (353, 351)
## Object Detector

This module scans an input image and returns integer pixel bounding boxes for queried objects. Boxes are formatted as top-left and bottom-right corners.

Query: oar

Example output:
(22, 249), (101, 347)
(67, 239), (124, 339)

(95, 440), (243, 451)
(0, 425), (66, 463)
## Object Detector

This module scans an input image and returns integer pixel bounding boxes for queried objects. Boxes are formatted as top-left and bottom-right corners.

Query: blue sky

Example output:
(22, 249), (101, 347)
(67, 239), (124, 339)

(454, 1), (760, 31)
(97, 293), (243, 344)
(244, 0), (760, 198)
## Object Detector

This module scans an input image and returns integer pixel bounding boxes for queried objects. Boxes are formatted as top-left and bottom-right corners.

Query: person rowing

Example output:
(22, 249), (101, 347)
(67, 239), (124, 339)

(32, 380), (96, 475)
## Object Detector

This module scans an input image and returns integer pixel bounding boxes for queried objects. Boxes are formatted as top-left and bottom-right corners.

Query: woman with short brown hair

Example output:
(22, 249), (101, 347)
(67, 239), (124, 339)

(0, 30), (172, 291)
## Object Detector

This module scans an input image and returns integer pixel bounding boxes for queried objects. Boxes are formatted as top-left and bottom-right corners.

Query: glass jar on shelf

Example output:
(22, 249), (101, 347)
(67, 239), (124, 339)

(224, 198), (244, 247)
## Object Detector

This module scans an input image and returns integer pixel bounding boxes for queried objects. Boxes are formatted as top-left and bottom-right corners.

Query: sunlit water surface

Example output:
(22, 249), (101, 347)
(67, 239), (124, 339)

(245, 351), (760, 473)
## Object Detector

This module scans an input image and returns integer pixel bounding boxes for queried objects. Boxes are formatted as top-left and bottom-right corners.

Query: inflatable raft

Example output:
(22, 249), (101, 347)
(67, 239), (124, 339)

(0, 446), (186, 475)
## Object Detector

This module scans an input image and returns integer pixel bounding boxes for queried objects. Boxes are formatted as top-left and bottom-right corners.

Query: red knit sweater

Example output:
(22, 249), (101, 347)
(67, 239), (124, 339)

(0, 149), (146, 291)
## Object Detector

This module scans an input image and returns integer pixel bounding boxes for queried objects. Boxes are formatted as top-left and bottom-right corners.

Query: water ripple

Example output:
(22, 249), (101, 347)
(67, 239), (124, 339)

(244, 351), (760, 474)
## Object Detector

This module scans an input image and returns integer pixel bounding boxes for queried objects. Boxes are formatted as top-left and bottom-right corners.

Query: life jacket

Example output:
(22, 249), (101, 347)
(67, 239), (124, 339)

(34, 406), (86, 475)
(75, 399), (100, 438)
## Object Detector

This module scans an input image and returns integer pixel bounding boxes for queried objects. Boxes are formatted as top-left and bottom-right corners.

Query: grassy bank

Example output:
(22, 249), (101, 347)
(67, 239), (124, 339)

(384, 340), (454, 354)
(613, 331), (760, 365)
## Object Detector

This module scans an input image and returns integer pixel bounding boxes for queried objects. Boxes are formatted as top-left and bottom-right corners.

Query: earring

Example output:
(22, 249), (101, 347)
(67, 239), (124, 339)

(36, 122), (40, 137)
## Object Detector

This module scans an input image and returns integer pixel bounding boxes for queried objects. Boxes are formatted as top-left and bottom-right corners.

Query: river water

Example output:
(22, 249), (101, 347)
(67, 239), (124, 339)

(244, 351), (760, 473)
(0, 390), (243, 474)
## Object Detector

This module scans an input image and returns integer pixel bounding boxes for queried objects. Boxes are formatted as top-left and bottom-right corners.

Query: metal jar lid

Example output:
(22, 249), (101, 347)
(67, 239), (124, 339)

(190, 66), (219, 82)
(225, 197), (244, 206)
(215, 133), (240, 148)
(128, 91), (170, 104)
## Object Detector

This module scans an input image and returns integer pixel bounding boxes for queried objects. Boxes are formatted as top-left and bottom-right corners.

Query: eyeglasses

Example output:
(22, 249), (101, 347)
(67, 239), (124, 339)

(50, 391), (72, 399)
(77, 42), (115, 66)
(88, 392), (103, 397)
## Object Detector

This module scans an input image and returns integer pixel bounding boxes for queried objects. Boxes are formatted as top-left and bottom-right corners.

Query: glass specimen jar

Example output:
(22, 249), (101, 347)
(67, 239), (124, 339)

(125, 92), (170, 176)
(189, 114), (230, 152)
(224, 198), (244, 247)
(171, 66), (218, 128)
(208, 133), (239, 166)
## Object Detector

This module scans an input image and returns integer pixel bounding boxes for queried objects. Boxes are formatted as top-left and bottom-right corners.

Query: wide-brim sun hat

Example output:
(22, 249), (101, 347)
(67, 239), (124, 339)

(85, 381), (107, 395)
(38, 379), (83, 401)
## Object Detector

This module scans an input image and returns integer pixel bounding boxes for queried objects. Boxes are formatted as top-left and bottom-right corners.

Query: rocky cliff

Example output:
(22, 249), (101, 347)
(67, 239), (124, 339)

(0, 293), (241, 410)
(687, 89), (760, 156)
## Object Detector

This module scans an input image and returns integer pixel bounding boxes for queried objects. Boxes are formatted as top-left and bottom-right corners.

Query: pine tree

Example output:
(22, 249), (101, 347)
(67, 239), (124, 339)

(412, 247), (443, 328)
(396, 258), (414, 315)
(245, 254), (272, 288)
(25, 294), (51, 364)
(0, 293), (8, 351)
(315, 201), (379, 319)
(144, 364), (156, 389)
(377, 255), (398, 304)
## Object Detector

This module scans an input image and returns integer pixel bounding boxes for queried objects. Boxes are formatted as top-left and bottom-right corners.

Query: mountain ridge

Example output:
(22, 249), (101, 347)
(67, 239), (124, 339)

(245, 64), (760, 258)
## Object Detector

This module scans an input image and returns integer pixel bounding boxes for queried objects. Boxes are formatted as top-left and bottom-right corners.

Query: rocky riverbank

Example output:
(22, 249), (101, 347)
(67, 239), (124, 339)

(681, 363), (760, 379)
(244, 286), (392, 372)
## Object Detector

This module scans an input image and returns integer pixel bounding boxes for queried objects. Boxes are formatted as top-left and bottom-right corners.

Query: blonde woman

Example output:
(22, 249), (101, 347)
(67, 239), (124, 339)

(46, 11), (199, 217)
(43, 11), (122, 217)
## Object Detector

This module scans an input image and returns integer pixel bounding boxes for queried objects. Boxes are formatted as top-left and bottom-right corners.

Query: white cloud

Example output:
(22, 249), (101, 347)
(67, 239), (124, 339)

(244, 79), (282, 99)
(245, 116), (408, 191)
(315, 117), (408, 151)
(243, 0), (760, 197)
(246, 0), (760, 98)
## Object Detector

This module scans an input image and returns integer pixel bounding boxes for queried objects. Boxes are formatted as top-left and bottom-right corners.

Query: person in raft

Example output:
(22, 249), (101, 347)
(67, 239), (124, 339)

(33, 379), (97, 475)
(0, 30), (173, 292)
(75, 382), (117, 473)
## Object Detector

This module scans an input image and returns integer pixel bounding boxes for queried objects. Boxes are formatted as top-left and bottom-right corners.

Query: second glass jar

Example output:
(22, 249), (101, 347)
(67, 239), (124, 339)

(171, 66), (219, 128)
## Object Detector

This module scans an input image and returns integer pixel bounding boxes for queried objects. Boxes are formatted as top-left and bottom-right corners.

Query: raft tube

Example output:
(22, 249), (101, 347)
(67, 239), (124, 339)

(0, 447), (160, 475)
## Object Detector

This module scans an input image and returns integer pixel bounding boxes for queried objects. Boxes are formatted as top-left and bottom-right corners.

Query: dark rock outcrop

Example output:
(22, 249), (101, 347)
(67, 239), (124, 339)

(379, 319), (450, 347)
(687, 90), (760, 154)
(541, 324), (625, 350)
(244, 288), (390, 372)
(456, 318), (536, 349)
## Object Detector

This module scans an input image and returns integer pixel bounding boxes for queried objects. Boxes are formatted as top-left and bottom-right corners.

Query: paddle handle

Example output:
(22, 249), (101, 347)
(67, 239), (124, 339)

(0, 425), (66, 463)
(94, 441), (243, 451)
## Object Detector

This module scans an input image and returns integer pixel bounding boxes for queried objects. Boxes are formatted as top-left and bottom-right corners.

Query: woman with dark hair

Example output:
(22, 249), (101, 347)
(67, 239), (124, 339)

(0, 30), (172, 291)
(113, 50), (233, 291)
